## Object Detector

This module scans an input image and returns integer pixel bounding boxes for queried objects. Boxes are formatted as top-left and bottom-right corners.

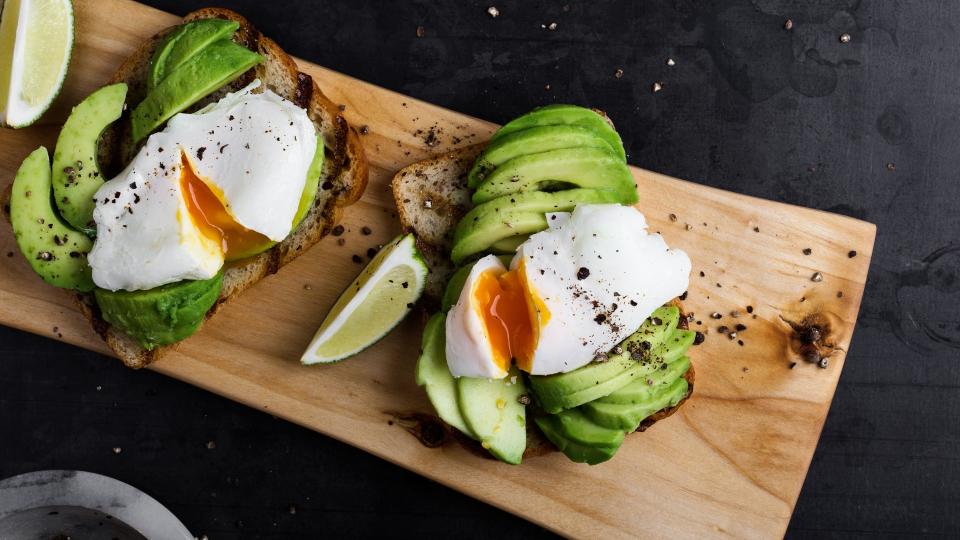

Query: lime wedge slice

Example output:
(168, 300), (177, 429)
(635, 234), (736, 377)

(0, 0), (74, 128)
(301, 233), (429, 364)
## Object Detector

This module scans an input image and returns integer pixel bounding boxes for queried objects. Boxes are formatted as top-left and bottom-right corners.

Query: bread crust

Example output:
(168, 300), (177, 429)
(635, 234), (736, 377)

(71, 7), (369, 368)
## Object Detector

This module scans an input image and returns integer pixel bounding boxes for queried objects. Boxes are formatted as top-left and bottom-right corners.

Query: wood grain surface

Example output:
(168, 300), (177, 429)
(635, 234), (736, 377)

(0, 1), (876, 537)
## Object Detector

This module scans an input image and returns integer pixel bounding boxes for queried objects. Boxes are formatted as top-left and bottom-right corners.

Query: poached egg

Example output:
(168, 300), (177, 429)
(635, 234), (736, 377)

(88, 80), (318, 291)
(445, 204), (691, 378)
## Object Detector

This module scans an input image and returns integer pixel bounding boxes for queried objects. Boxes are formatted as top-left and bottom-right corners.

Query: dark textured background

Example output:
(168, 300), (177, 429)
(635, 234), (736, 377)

(3, 1), (959, 538)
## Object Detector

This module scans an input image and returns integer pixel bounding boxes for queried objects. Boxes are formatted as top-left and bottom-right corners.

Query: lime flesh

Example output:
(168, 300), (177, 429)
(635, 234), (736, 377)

(301, 234), (428, 364)
(0, 0), (74, 127)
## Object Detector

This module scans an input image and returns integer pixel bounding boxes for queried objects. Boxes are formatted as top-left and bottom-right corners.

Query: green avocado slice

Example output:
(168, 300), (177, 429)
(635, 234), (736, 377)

(471, 147), (637, 206)
(580, 377), (690, 431)
(415, 313), (477, 438)
(9, 147), (95, 291)
(535, 409), (625, 465)
(596, 355), (691, 405)
(490, 104), (626, 161)
(94, 273), (223, 350)
(468, 124), (618, 188)
(52, 83), (128, 235)
(528, 305), (681, 414)
(457, 366), (528, 465)
(149, 18), (240, 91)
(451, 188), (622, 264)
(131, 39), (262, 143)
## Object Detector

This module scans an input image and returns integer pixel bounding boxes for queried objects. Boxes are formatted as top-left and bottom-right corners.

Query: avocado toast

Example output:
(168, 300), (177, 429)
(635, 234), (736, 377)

(393, 106), (697, 465)
(3, 8), (368, 369)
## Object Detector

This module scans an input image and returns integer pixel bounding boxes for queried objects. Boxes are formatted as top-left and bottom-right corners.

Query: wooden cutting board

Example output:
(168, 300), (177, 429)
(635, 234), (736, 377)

(0, 1), (876, 537)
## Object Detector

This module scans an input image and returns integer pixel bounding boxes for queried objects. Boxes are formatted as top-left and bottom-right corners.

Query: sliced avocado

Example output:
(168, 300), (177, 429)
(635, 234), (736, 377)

(658, 328), (696, 364)
(441, 265), (473, 312)
(451, 188), (621, 264)
(149, 18), (240, 91)
(596, 355), (691, 405)
(94, 273), (223, 350)
(472, 147), (637, 206)
(490, 104), (626, 162)
(51, 83), (128, 234)
(415, 313), (477, 438)
(581, 377), (690, 431)
(452, 210), (546, 265)
(490, 234), (529, 254)
(9, 147), (94, 291)
(456, 366), (527, 464)
(131, 39), (262, 143)
(535, 409), (625, 465)
(529, 305), (681, 414)
(293, 136), (325, 227)
(468, 125), (618, 188)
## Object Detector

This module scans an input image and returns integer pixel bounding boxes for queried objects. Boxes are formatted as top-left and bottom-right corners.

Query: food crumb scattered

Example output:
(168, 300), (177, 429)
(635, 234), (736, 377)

(784, 19), (793, 30)
(487, 6), (500, 18)
(415, 25), (425, 38)
(614, 68), (624, 79)
(669, 213), (677, 222)
(652, 82), (663, 93)
(811, 271), (823, 282)
(206, 440), (216, 450)
(840, 33), (851, 43)
(666, 58), (676, 66)
(289, 505), (297, 515)
(886, 162), (896, 171)
(112, 447), (122, 455)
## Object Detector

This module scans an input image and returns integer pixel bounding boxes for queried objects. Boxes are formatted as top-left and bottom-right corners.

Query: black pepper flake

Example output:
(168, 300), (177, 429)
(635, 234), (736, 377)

(321, 181), (334, 190)
(679, 291), (688, 301)
(359, 125), (369, 135)
(699, 271), (705, 277)
(693, 332), (705, 345)
(789, 362), (797, 369)
(134, 194), (141, 204)
(332, 225), (345, 236)
(361, 226), (372, 236)
(802, 248), (812, 255)
(594, 314), (606, 324)
(737, 340), (744, 346)
(718, 325), (729, 334)
(114, 192), (121, 198)
(351, 254), (363, 263)
(367, 247), (378, 258)
(517, 394), (532, 405)
(848, 250), (857, 258)
(219, 144), (229, 153)
(746, 305), (754, 314)
(129, 182), (137, 190)
(577, 267), (590, 280)
(710, 312), (722, 319)
(196, 147), (206, 160)
(401, 281), (409, 289)
(735, 323), (747, 332)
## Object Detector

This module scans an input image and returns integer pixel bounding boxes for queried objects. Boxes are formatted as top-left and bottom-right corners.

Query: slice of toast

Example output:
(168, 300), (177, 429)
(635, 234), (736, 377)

(2, 8), (369, 368)
(390, 134), (694, 460)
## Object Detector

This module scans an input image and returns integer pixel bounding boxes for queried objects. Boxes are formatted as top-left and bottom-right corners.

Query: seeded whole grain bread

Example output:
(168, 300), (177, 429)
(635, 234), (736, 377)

(390, 132), (694, 460)
(8, 8), (368, 369)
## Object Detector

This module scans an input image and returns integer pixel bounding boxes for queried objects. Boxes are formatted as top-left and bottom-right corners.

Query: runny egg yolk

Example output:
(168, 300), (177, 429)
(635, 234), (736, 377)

(472, 260), (550, 373)
(179, 152), (271, 258)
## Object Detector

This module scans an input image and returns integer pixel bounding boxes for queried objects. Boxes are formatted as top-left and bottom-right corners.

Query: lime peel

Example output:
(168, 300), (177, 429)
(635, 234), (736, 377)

(301, 233), (428, 364)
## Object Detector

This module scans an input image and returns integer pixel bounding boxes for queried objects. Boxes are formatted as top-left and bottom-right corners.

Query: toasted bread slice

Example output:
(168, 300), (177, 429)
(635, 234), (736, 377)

(0, 8), (368, 368)
(390, 124), (694, 460)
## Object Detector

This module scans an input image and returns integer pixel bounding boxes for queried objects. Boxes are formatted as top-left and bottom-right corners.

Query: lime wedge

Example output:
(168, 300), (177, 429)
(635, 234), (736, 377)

(0, 0), (74, 128)
(301, 234), (429, 364)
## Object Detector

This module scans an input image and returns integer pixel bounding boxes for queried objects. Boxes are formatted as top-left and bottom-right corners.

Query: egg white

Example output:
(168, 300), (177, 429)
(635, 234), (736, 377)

(87, 81), (317, 292)
(445, 254), (511, 379)
(444, 204), (691, 378)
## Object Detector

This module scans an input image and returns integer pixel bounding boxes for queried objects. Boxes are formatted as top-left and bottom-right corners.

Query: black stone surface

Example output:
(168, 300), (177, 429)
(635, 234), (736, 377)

(3, 1), (959, 538)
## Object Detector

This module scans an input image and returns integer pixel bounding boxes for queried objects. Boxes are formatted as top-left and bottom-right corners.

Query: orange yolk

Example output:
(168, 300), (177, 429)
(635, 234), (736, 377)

(180, 153), (270, 258)
(472, 260), (550, 373)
